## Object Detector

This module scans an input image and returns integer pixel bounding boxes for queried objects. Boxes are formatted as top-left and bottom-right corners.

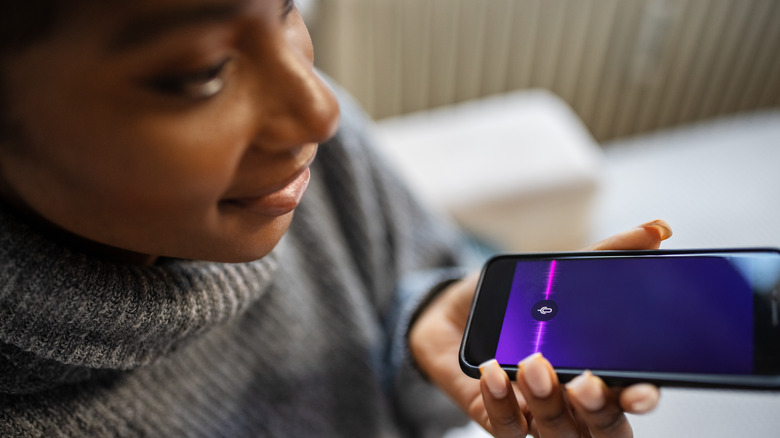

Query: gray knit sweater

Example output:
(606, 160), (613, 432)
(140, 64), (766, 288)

(0, 93), (469, 437)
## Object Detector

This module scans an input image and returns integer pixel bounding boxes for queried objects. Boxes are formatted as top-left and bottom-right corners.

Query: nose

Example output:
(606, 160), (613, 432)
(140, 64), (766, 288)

(250, 27), (341, 150)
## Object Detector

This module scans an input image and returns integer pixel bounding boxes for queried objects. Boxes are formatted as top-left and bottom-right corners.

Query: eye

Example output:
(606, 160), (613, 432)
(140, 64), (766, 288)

(146, 57), (232, 99)
(282, 0), (296, 17)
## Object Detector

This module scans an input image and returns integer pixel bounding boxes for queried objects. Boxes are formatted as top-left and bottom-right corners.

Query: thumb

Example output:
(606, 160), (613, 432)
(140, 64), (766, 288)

(584, 219), (672, 251)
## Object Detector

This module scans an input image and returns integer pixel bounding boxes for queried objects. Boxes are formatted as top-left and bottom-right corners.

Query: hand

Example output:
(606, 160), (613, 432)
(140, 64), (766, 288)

(409, 220), (672, 437)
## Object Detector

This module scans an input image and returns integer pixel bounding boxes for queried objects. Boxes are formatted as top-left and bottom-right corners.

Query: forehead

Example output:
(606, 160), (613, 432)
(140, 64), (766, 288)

(109, 0), (253, 52)
(56, 0), (249, 25)
(49, 0), (263, 48)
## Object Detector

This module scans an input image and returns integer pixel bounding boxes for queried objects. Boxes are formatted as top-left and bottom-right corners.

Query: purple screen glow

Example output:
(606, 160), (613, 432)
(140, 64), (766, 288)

(495, 257), (754, 374)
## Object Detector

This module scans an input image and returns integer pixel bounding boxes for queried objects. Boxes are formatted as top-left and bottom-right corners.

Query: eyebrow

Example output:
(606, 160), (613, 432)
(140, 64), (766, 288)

(108, 0), (250, 52)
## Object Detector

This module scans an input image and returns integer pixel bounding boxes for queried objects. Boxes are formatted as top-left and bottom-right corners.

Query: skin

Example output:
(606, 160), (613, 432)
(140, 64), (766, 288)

(0, 0), (667, 435)
(0, 0), (340, 264)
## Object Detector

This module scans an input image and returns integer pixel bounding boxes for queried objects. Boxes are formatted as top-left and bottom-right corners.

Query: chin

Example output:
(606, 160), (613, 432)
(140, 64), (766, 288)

(197, 215), (292, 263)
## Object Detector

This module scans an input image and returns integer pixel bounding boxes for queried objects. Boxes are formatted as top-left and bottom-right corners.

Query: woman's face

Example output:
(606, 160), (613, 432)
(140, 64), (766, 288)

(0, 0), (340, 263)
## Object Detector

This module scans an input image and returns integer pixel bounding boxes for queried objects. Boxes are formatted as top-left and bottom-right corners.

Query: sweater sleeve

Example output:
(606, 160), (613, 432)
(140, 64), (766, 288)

(385, 269), (472, 436)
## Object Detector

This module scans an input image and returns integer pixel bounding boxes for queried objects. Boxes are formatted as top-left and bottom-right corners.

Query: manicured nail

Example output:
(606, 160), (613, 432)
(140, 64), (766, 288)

(519, 353), (553, 398)
(479, 359), (509, 399)
(624, 384), (660, 414)
(637, 219), (673, 240)
(566, 370), (606, 411)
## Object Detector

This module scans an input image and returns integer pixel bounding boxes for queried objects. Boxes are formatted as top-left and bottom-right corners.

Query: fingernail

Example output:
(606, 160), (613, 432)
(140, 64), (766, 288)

(519, 353), (553, 398)
(625, 384), (659, 414)
(566, 370), (606, 411)
(479, 359), (509, 399)
(637, 219), (673, 240)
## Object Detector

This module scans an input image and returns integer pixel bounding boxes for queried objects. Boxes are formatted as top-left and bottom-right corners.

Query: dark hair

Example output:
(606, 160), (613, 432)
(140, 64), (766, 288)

(0, 1), (63, 56)
(0, 1), (63, 142)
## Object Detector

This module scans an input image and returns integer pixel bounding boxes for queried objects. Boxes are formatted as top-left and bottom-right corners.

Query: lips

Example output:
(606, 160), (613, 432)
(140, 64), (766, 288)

(222, 167), (312, 217)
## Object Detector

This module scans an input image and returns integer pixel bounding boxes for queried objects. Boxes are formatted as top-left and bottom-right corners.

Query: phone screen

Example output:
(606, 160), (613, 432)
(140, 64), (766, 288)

(461, 249), (780, 387)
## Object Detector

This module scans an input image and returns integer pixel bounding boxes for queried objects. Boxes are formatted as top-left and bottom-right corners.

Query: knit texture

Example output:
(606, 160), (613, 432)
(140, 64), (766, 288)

(0, 91), (468, 437)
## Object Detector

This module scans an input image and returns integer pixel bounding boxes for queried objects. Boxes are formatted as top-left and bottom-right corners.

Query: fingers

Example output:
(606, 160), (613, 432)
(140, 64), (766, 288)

(619, 383), (660, 415)
(584, 219), (673, 251)
(565, 371), (633, 438)
(480, 355), (655, 438)
(516, 354), (648, 438)
(515, 353), (581, 438)
(479, 359), (528, 437)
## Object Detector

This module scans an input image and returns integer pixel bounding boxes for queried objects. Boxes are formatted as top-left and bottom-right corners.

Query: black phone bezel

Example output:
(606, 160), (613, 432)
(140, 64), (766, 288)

(458, 247), (780, 389)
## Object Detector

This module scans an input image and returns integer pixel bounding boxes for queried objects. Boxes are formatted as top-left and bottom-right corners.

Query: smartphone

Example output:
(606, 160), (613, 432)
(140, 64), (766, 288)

(459, 248), (780, 389)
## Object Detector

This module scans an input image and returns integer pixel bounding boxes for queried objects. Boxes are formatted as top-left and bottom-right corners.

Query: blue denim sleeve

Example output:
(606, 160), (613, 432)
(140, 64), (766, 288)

(384, 268), (467, 390)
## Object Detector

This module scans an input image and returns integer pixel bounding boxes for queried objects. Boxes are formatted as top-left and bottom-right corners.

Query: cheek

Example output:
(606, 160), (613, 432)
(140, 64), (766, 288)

(128, 115), (250, 204)
(122, 97), (254, 189)
(10, 95), (253, 231)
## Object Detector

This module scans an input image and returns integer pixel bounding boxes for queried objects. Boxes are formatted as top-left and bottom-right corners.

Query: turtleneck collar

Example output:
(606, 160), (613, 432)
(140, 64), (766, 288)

(0, 206), (278, 393)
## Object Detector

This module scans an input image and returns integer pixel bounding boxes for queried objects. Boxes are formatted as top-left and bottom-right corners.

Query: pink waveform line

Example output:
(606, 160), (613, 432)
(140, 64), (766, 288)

(544, 260), (557, 300)
(533, 323), (545, 353)
(534, 260), (558, 352)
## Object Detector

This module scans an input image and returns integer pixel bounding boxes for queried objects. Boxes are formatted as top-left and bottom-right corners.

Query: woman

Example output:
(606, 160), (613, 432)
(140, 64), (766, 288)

(0, 0), (665, 436)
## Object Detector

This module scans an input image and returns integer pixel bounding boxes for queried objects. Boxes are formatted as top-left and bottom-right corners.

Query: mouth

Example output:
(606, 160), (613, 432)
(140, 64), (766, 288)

(221, 166), (312, 217)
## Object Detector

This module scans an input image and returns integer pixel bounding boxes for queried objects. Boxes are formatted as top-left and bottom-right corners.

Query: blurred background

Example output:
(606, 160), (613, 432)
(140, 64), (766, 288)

(308, 0), (779, 137)
(301, 0), (780, 436)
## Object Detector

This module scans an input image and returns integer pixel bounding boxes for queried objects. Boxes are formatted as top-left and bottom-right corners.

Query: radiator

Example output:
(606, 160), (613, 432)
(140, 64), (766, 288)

(310, 0), (780, 141)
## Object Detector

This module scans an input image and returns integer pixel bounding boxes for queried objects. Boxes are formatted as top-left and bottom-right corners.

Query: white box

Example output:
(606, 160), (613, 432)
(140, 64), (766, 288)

(373, 89), (603, 251)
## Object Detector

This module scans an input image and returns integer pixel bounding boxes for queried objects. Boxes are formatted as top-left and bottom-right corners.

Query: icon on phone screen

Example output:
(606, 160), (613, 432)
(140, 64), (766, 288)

(531, 300), (558, 321)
